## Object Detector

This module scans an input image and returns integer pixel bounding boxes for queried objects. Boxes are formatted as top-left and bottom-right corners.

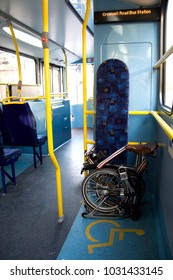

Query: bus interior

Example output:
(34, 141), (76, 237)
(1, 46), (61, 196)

(0, 0), (173, 261)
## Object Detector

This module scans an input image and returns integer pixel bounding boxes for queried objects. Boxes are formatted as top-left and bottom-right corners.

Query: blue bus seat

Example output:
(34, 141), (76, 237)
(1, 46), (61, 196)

(0, 130), (21, 193)
(1, 103), (47, 168)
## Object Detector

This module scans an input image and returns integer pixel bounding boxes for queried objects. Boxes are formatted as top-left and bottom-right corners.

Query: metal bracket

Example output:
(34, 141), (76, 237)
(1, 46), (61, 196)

(118, 166), (128, 180)
(42, 32), (49, 48)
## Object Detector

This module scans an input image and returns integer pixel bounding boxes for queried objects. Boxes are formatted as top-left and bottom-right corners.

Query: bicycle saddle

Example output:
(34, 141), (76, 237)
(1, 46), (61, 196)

(127, 142), (158, 155)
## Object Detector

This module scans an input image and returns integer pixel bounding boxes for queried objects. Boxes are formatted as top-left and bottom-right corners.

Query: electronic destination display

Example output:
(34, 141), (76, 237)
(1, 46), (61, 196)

(94, 8), (160, 24)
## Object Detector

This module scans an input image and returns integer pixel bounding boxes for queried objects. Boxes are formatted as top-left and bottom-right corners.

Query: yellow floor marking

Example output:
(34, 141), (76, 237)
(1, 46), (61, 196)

(85, 219), (145, 254)
(86, 219), (121, 242)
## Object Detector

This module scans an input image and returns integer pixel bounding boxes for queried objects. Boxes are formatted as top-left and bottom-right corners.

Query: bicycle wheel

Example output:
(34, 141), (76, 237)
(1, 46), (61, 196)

(82, 168), (130, 214)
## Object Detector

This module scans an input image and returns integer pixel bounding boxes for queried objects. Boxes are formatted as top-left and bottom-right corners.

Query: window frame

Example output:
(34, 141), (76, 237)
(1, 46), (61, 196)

(42, 62), (65, 97)
(0, 47), (38, 100)
(160, 0), (173, 115)
(65, 0), (94, 35)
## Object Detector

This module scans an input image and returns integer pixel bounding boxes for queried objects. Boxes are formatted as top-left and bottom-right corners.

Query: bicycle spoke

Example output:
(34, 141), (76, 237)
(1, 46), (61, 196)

(82, 168), (129, 213)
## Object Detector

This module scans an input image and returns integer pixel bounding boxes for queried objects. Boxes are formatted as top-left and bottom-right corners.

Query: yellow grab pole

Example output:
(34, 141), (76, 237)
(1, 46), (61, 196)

(6, 19), (22, 97)
(63, 49), (68, 96)
(129, 111), (150, 115)
(150, 111), (173, 141)
(82, 0), (90, 162)
(82, 110), (151, 116)
(42, 0), (64, 222)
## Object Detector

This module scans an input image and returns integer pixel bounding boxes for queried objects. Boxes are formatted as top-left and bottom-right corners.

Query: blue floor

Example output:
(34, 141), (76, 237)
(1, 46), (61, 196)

(0, 130), (172, 260)
(57, 194), (172, 260)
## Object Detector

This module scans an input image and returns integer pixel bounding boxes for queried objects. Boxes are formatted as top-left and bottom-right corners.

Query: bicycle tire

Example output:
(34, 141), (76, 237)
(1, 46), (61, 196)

(81, 168), (130, 214)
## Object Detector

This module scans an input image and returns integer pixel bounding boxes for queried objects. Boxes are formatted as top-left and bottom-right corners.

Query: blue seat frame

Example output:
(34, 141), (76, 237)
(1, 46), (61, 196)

(0, 131), (21, 193)
(1, 103), (47, 168)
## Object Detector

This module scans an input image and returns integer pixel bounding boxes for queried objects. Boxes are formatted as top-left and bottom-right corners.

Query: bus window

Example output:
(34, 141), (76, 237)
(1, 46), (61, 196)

(0, 50), (36, 100)
(69, 0), (86, 20)
(52, 66), (61, 93)
(0, 50), (36, 84)
(163, 0), (173, 112)
(68, 64), (94, 105)
(66, 0), (94, 33)
(43, 64), (64, 98)
(164, 56), (173, 109)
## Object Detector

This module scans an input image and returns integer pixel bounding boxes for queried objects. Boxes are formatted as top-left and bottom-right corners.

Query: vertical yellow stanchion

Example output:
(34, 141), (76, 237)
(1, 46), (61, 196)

(42, 0), (64, 222)
(63, 49), (68, 97)
(6, 19), (22, 97)
(82, 0), (90, 170)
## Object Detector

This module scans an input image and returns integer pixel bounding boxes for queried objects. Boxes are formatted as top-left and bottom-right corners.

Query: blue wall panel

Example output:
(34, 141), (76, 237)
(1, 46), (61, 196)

(155, 113), (173, 255)
(70, 100), (94, 128)
(93, 0), (172, 257)
(20, 100), (71, 155)
(94, 22), (159, 111)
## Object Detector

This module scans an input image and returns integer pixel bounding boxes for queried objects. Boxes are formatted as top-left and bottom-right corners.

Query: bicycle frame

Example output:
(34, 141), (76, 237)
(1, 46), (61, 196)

(81, 143), (158, 220)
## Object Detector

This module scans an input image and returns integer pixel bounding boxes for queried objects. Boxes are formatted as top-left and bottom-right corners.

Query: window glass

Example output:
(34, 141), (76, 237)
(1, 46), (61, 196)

(52, 67), (61, 93)
(68, 0), (94, 32)
(0, 50), (36, 100)
(164, 55), (173, 108)
(0, 51), (36, 84)
(69, 0), (86, 20)
(165, 0), (173, 51)
(68, 64), (94, 105)
(163, 0), (173, 110)
(43, 65), (64, 98)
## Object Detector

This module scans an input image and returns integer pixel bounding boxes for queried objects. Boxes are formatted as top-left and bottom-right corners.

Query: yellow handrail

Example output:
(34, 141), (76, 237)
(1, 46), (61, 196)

(42, 0), (64, 222)
(82, 0), (90, 163)
(63, 49), (68, 96)
(6, 19), (22, 97)
(50, 92), (68, 99)
(2, 96), (44, 104)
(153, 45), (173, 69)
(84, 111), (151, 145)
(2, 96), (26, 104)
(86, 140), (147, 146)
(129, 111), (150, 115)
(150, 111), (173, 141)
(0, 83), (41, 86)
(1, 92), (67, 102)
(86, 109), (95, 115)
(85, 110), (172, 146)
(84, 110), (151, 116)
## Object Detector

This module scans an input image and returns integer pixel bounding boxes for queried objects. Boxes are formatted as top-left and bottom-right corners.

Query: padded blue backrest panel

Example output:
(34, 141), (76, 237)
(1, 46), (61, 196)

(0, 129), (5, 158)
(0, 107), (11, 146)
(95, 59), (129, 164)
(2, 103), (38, 147)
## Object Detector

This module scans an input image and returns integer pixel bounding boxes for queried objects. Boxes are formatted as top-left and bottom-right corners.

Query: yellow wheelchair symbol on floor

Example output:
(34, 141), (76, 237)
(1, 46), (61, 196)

(85, 219), (145, 254)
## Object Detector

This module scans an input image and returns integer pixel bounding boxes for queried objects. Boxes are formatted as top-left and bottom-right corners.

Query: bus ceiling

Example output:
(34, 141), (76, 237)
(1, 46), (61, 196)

(0, 0), (94, 64)
(121, 0), (161, 7)
(0, 0), (163, 64)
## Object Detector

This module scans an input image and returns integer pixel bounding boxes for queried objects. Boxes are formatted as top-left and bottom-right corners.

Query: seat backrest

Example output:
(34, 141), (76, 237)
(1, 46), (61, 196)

(0, 129), (5, 159)
(2, 103), (38, 147)
(0, 106), (11, 145)
(95, 59), (129, 164)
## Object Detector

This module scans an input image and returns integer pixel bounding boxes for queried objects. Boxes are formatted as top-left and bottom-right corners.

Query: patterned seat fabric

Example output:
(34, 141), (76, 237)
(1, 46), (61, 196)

(96, 59), (129, 164)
